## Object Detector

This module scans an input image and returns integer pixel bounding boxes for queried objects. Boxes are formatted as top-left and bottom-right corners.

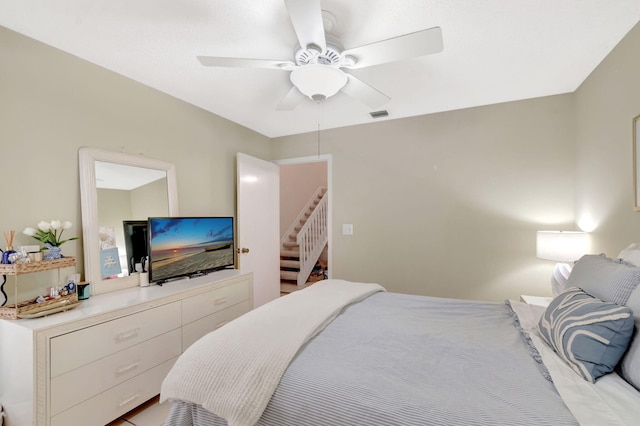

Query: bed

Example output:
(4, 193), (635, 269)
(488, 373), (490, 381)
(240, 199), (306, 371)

(160, 251), (640, 426)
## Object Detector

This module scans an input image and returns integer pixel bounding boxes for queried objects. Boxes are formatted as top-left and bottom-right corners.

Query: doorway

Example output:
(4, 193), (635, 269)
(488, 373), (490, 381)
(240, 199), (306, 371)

(275, 155), (332, 294)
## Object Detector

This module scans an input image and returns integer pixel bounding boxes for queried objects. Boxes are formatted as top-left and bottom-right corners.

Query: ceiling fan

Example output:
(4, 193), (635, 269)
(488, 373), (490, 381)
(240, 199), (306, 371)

(197, 0), (443, 111)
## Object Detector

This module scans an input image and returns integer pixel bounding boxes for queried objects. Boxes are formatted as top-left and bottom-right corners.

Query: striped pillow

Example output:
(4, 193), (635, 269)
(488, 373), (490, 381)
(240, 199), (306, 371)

(566, 254), (640, 305)
(537, 287), (634, 383)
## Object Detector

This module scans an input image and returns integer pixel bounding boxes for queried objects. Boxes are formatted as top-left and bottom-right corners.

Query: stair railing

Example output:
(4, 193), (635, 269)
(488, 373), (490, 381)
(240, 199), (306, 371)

(296, 189), (328, 286)
(280, 186), (327, 247)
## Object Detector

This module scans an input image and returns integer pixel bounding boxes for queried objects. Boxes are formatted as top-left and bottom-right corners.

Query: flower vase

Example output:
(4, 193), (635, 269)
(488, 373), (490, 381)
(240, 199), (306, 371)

(44, 245), (62, 260)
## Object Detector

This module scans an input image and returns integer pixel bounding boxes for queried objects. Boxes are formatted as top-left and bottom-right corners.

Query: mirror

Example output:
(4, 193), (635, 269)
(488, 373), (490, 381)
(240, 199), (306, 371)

(79, 147), (179, 294)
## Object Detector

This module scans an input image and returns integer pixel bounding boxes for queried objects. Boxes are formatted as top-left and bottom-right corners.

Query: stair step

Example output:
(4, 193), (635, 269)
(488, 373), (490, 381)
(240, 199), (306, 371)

(280, 270), (298, 281)
(281, 250), (299, 258)
(279, 188), (327, 291)
(281, 259), (300, 269)
(280, 283), (299, 294)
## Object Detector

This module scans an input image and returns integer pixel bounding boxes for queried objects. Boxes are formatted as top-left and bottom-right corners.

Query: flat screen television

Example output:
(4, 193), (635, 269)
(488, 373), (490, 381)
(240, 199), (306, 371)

(148, 217), (235, 284)
(122, 220), (149, 274)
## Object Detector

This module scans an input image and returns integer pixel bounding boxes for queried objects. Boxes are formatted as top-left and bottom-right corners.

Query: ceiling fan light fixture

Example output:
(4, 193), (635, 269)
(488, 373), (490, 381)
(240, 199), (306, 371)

(290, 65), (348, 100)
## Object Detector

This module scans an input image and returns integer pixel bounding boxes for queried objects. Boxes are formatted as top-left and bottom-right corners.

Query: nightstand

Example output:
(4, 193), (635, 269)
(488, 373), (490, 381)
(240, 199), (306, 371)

(520, 295), (553, 307)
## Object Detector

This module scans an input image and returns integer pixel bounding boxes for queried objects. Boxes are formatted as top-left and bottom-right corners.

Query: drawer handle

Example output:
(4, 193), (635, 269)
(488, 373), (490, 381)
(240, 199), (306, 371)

(115, 328), (140, 342)
(116, 360), (141, 375)
(214, 297), (227, 306)
(215, 321), (228, 330)
(118, 393), (140, 407)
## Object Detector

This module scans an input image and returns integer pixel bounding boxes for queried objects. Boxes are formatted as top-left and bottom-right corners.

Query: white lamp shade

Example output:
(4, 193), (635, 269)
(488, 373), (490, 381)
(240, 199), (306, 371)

(536, 231), (589, 262)
(290, 65), (348, 100)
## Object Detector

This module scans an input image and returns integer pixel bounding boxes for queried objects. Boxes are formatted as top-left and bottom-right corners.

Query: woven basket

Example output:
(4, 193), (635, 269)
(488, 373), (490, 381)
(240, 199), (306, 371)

(0, 257), (75, 275)
(0, 293), (79, 320)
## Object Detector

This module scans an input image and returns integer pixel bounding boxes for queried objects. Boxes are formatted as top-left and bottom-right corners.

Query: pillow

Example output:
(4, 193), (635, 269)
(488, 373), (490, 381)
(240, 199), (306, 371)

(537, 287), (634, 383)
(619, 286), (640, 390)
(565, 254), (640, 305)
(617, 243), (640, 267)
(613, 245), (640, 390)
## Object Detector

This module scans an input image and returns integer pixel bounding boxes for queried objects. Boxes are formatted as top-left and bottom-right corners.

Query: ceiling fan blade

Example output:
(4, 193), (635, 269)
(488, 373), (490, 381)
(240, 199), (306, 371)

(197, 56), (294, 70)
(343, 27), (443, 69)
(284, 0), (326, 52)
(275, 86), (307, 111)
(341, 74), (390, 109)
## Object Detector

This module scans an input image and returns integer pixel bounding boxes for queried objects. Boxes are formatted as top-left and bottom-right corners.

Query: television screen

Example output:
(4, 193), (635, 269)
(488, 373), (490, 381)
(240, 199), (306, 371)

(148, 217), (235, 284)
(122, 220), (149, 274)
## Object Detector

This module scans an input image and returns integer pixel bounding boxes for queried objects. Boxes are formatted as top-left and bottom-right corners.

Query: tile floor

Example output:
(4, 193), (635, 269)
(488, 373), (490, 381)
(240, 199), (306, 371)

(107, 395), (170, 426)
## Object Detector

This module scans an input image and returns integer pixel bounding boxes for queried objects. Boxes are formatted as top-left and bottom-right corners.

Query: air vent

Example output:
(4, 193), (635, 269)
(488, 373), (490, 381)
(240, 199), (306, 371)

(369, 110), (389, 119)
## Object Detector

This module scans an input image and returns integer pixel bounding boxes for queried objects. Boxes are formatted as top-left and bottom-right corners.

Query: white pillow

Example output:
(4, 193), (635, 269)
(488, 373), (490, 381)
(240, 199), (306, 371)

(616, 244), (640, 391)
(565, 254), (640, 306)
(617, 243), (640, 267)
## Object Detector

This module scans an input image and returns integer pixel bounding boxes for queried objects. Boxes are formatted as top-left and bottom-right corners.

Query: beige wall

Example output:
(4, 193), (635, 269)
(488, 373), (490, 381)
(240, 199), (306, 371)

(273, 96), (576, 301)
(130, 178), (169, 220)
(574, 23), (640, 258)
(0, 26), (271, 302)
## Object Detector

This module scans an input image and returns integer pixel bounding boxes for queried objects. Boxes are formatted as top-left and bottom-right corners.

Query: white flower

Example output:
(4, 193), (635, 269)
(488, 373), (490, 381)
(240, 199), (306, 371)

(24, 219), (78, 248)
(23, 227), (37, 237)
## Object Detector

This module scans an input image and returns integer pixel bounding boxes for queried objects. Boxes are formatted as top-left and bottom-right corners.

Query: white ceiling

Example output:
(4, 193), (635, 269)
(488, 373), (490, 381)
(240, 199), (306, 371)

(2, 1), (640, 138)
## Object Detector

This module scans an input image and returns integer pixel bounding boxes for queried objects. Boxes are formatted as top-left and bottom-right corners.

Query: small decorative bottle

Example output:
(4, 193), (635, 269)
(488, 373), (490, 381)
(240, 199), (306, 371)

(1, 246), (15, 264)
(2, 231), (16, 264)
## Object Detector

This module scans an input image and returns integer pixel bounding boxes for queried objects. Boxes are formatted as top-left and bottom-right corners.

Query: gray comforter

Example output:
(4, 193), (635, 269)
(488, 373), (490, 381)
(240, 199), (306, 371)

(165, 292), (578, 425)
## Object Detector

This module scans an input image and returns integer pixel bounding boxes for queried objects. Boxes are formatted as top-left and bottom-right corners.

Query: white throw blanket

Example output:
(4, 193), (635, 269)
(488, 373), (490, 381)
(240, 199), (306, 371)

(160, 279), (385, 426)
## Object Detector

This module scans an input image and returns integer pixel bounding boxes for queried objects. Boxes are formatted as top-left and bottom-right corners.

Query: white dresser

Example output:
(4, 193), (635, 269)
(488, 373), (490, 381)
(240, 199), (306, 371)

(0, 270), (252, 426)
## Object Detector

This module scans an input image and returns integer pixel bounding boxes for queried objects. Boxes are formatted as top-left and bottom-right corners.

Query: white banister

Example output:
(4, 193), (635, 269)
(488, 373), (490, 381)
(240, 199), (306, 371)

(296, 190), (328, 286)
(280, 186), (327, 246)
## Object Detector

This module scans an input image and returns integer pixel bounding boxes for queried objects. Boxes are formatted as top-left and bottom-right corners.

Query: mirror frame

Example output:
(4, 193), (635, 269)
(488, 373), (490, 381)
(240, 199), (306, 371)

(79, 147), (179, 294)
(635, 115), (640, 211)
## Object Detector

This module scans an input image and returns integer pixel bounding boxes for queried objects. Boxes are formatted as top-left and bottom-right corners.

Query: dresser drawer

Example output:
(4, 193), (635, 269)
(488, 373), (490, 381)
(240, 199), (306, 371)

(182, 279), (250, 325)
(50, 328), (181, 416)
(50, 356), (177, 426)
(50, 301), (181, 377)
(182, 299), (251, 350)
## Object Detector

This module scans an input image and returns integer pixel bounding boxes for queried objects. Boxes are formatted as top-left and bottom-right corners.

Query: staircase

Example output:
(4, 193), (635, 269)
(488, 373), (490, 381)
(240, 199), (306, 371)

(280, 187), (328, 290)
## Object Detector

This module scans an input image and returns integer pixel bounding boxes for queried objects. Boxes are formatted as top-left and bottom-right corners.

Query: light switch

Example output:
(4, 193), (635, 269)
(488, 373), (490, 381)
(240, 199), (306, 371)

(342, 224), (353, 235)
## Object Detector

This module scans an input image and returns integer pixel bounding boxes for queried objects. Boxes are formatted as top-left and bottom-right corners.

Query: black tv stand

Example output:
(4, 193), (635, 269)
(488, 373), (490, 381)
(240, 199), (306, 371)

(189, 271), (208, 279)
(156, 276), (188, 286)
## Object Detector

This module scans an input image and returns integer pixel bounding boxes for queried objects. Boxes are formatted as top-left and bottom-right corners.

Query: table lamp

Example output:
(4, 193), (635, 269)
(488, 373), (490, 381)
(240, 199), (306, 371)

(536, 231), (589, 296)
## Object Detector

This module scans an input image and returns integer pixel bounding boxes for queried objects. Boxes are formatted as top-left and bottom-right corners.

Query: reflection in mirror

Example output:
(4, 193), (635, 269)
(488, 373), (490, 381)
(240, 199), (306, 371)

(79, 147), (178, 295)
(95, 161), (168, 277)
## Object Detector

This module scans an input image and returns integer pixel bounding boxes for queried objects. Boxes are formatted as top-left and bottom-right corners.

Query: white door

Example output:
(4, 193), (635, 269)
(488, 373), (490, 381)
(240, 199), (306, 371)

(237, 153), (280, 307)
